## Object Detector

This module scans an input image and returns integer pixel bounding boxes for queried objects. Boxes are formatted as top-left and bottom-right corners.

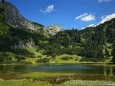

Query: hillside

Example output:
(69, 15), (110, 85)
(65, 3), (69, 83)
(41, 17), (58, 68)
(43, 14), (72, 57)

(0, 1), (115, 64)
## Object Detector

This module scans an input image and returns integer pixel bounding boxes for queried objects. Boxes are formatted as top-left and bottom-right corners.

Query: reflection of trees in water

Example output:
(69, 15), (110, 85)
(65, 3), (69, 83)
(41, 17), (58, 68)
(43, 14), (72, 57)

(109, 66), (113, 77)
(0, 65), (9, 73)
(104, 64), (114, 81)
(0, 65), (16, 73)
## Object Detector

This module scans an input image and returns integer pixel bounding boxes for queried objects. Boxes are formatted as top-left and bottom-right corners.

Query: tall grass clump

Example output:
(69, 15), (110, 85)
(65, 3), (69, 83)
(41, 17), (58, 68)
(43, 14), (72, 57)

(0, 79), (57, 86)
(62, 80), (115, 86)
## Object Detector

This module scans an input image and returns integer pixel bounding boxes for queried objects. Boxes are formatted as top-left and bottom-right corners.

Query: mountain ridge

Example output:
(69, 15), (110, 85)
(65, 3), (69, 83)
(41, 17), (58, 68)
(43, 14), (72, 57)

(0, 1), (115, 63)
(0, 2), (63, 35)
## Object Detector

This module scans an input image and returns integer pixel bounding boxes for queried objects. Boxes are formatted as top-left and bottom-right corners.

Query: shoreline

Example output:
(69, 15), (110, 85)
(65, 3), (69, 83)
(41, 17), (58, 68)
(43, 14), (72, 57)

(0, 62), (114, 66)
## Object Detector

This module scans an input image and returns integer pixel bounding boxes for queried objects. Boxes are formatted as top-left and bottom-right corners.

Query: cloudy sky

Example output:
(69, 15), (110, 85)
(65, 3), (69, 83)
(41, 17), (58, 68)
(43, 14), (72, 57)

(6, 0), (115, 29)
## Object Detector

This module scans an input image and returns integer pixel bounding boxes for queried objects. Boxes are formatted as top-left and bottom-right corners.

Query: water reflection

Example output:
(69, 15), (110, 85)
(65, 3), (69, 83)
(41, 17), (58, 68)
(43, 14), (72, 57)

(103, 64), (114, 81)
(0, 64), (115, 81)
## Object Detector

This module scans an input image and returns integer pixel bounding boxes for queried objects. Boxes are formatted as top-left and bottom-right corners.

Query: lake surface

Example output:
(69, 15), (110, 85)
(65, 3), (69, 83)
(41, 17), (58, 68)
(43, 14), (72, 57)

(0, 64), (115, 73)
(0, 64), (115, 81)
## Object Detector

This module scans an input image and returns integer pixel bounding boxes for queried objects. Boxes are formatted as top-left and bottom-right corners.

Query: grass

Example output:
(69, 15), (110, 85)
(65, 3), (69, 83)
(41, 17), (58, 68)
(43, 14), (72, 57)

(0, 79), (115, 86)
(25, 58), (39, 64)
(50, 54), (82, 63)
(19, 72), (74, 80)
(0, 49), (113, 64)
(62, 80), (115, 86)
(0, 79), (57, 86)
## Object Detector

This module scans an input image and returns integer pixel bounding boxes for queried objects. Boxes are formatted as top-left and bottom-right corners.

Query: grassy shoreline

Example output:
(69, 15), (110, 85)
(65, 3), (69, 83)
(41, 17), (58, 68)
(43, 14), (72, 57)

(0, 62), (114, 66)
(0, 79), (115, 86)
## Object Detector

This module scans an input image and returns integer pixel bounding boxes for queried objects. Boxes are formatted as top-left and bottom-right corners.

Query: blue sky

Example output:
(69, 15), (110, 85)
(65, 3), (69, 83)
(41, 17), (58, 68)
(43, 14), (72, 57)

(6, 0), (115, 30)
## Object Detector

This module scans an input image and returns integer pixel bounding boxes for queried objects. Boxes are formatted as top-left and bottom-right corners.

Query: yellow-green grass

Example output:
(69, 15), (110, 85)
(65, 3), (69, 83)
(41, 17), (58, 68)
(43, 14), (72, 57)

(0, 79), (57, 86)
(26, 48), (42, 56)
(25, 58), (39, 64)
(105, 56), (113, 63)
(19, 72), (75, 80)
(0, 79), (115, 86)
(50, 54), (82, 63)
(62, 80), (115, 86)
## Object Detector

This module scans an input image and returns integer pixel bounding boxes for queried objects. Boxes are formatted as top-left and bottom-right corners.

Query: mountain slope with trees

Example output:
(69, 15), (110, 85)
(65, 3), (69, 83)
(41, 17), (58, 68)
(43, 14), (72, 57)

(0, 1), (115, 64)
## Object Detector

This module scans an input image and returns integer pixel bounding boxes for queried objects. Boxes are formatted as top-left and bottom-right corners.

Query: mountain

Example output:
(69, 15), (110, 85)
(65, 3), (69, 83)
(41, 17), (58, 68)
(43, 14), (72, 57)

(0, 2), (63, 35)
(0, 1), (115, 63)
(46, 25), (64, 35)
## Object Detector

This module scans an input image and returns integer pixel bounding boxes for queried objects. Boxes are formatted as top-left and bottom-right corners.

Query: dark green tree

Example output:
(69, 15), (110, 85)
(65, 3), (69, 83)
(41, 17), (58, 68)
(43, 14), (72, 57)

(105, 48), (110, 57)
(112, 44), (115, 63)
(0, 52), (9, 62)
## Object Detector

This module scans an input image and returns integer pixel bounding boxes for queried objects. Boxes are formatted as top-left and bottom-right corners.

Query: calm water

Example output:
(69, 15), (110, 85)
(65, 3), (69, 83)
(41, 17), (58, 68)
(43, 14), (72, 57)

(0, 64), (115, 81)
(0, 64), (115, 74)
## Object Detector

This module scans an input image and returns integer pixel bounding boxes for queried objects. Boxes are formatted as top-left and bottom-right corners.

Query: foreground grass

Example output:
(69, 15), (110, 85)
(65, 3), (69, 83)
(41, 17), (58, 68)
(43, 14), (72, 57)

(0, 79), (115, 86)
(62, 80), (115, 86)
(0, 79), (56, 86)
(19, 72), (74, 79)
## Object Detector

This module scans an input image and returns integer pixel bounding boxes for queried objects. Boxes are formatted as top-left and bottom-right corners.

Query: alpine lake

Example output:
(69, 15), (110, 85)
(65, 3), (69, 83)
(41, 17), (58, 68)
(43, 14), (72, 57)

(0, 63), (115, 84)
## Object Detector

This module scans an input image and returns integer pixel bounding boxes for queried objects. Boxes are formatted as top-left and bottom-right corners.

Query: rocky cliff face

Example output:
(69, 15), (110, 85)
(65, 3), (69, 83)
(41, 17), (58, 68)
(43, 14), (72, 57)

(0, 1), (64, 49)
(46, 25), (63, 35)
(1, 2), (63, 35)
(1, 2), (44, 31)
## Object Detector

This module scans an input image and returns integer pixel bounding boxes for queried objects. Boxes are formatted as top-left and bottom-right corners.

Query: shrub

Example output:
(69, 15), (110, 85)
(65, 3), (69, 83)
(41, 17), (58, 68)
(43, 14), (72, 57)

(75, 58), (78, 61)
(36, 58), (50, 63)
(37, 55), (42, 58)
(15, 55), (26, 62)
(61, 56), (73, 60)
(61, 56), (69, 60)
(12, 49), (35, 58)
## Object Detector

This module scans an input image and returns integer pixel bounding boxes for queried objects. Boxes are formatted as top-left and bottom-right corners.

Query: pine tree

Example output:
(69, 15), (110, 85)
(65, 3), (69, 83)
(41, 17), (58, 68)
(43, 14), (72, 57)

(112, 44), (115, 63)
(105, 48), (110, 57)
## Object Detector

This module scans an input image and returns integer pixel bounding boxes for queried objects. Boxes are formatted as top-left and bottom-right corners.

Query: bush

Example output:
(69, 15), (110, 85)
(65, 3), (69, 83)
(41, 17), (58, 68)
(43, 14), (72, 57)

(75, 58), (78, 61)
(61, 56), (73, 60)
(37, 55), (42, 58)
(36, 58), (50, 63)
(61, 56), (69, 60)
(69, 57), (73, 59)
(79, 57), (105, 62)
(15, 55), (26, 61)
(12, 49), (35, 58)
(0, 52), (11, 62)
(5, 56), (12, 60)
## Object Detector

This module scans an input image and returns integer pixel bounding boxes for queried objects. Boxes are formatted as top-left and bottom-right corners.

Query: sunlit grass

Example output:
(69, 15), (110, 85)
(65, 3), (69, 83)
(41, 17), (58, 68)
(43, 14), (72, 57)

(1, 79), (115, 86)
(0, 79), (56, 86)
(50, 54), (82, 63)
(62, 80), (115, 86)
(19, 72), (74, 79)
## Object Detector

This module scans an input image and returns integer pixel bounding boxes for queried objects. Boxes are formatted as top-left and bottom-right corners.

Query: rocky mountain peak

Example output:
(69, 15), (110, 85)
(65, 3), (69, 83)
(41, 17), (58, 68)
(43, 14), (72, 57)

(0, 2), (63, 35)
(46, 24), (63, 35)
(1, 2), (44, 31)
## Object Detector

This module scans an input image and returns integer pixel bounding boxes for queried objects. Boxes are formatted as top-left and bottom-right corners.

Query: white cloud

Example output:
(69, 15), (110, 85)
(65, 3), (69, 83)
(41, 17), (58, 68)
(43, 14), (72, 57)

(98, 0), (112, 3)
(40, 5), (55, 13)
(81, 14), (95, 22)
(75, 13), (88, 20)
(99, 13), (115, 24)
(87, 24), (95, 27)
(75, 13), (95, 22)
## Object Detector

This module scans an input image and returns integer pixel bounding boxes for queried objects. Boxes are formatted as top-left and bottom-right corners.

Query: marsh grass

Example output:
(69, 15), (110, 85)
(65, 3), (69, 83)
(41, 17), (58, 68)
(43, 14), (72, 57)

(0, 79), (57, 86)
(0, 72), (18, 79)
(62, 80), (115, 86)
(19, 72), (74, 80)
(0, 79), (115, 86)
(19, 72), (115, 81)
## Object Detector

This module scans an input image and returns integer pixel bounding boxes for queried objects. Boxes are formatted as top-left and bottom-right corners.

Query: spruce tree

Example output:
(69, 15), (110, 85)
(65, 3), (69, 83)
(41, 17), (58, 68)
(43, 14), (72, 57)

(105, 48), (110, 57)
(112, 44), (115, 63)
